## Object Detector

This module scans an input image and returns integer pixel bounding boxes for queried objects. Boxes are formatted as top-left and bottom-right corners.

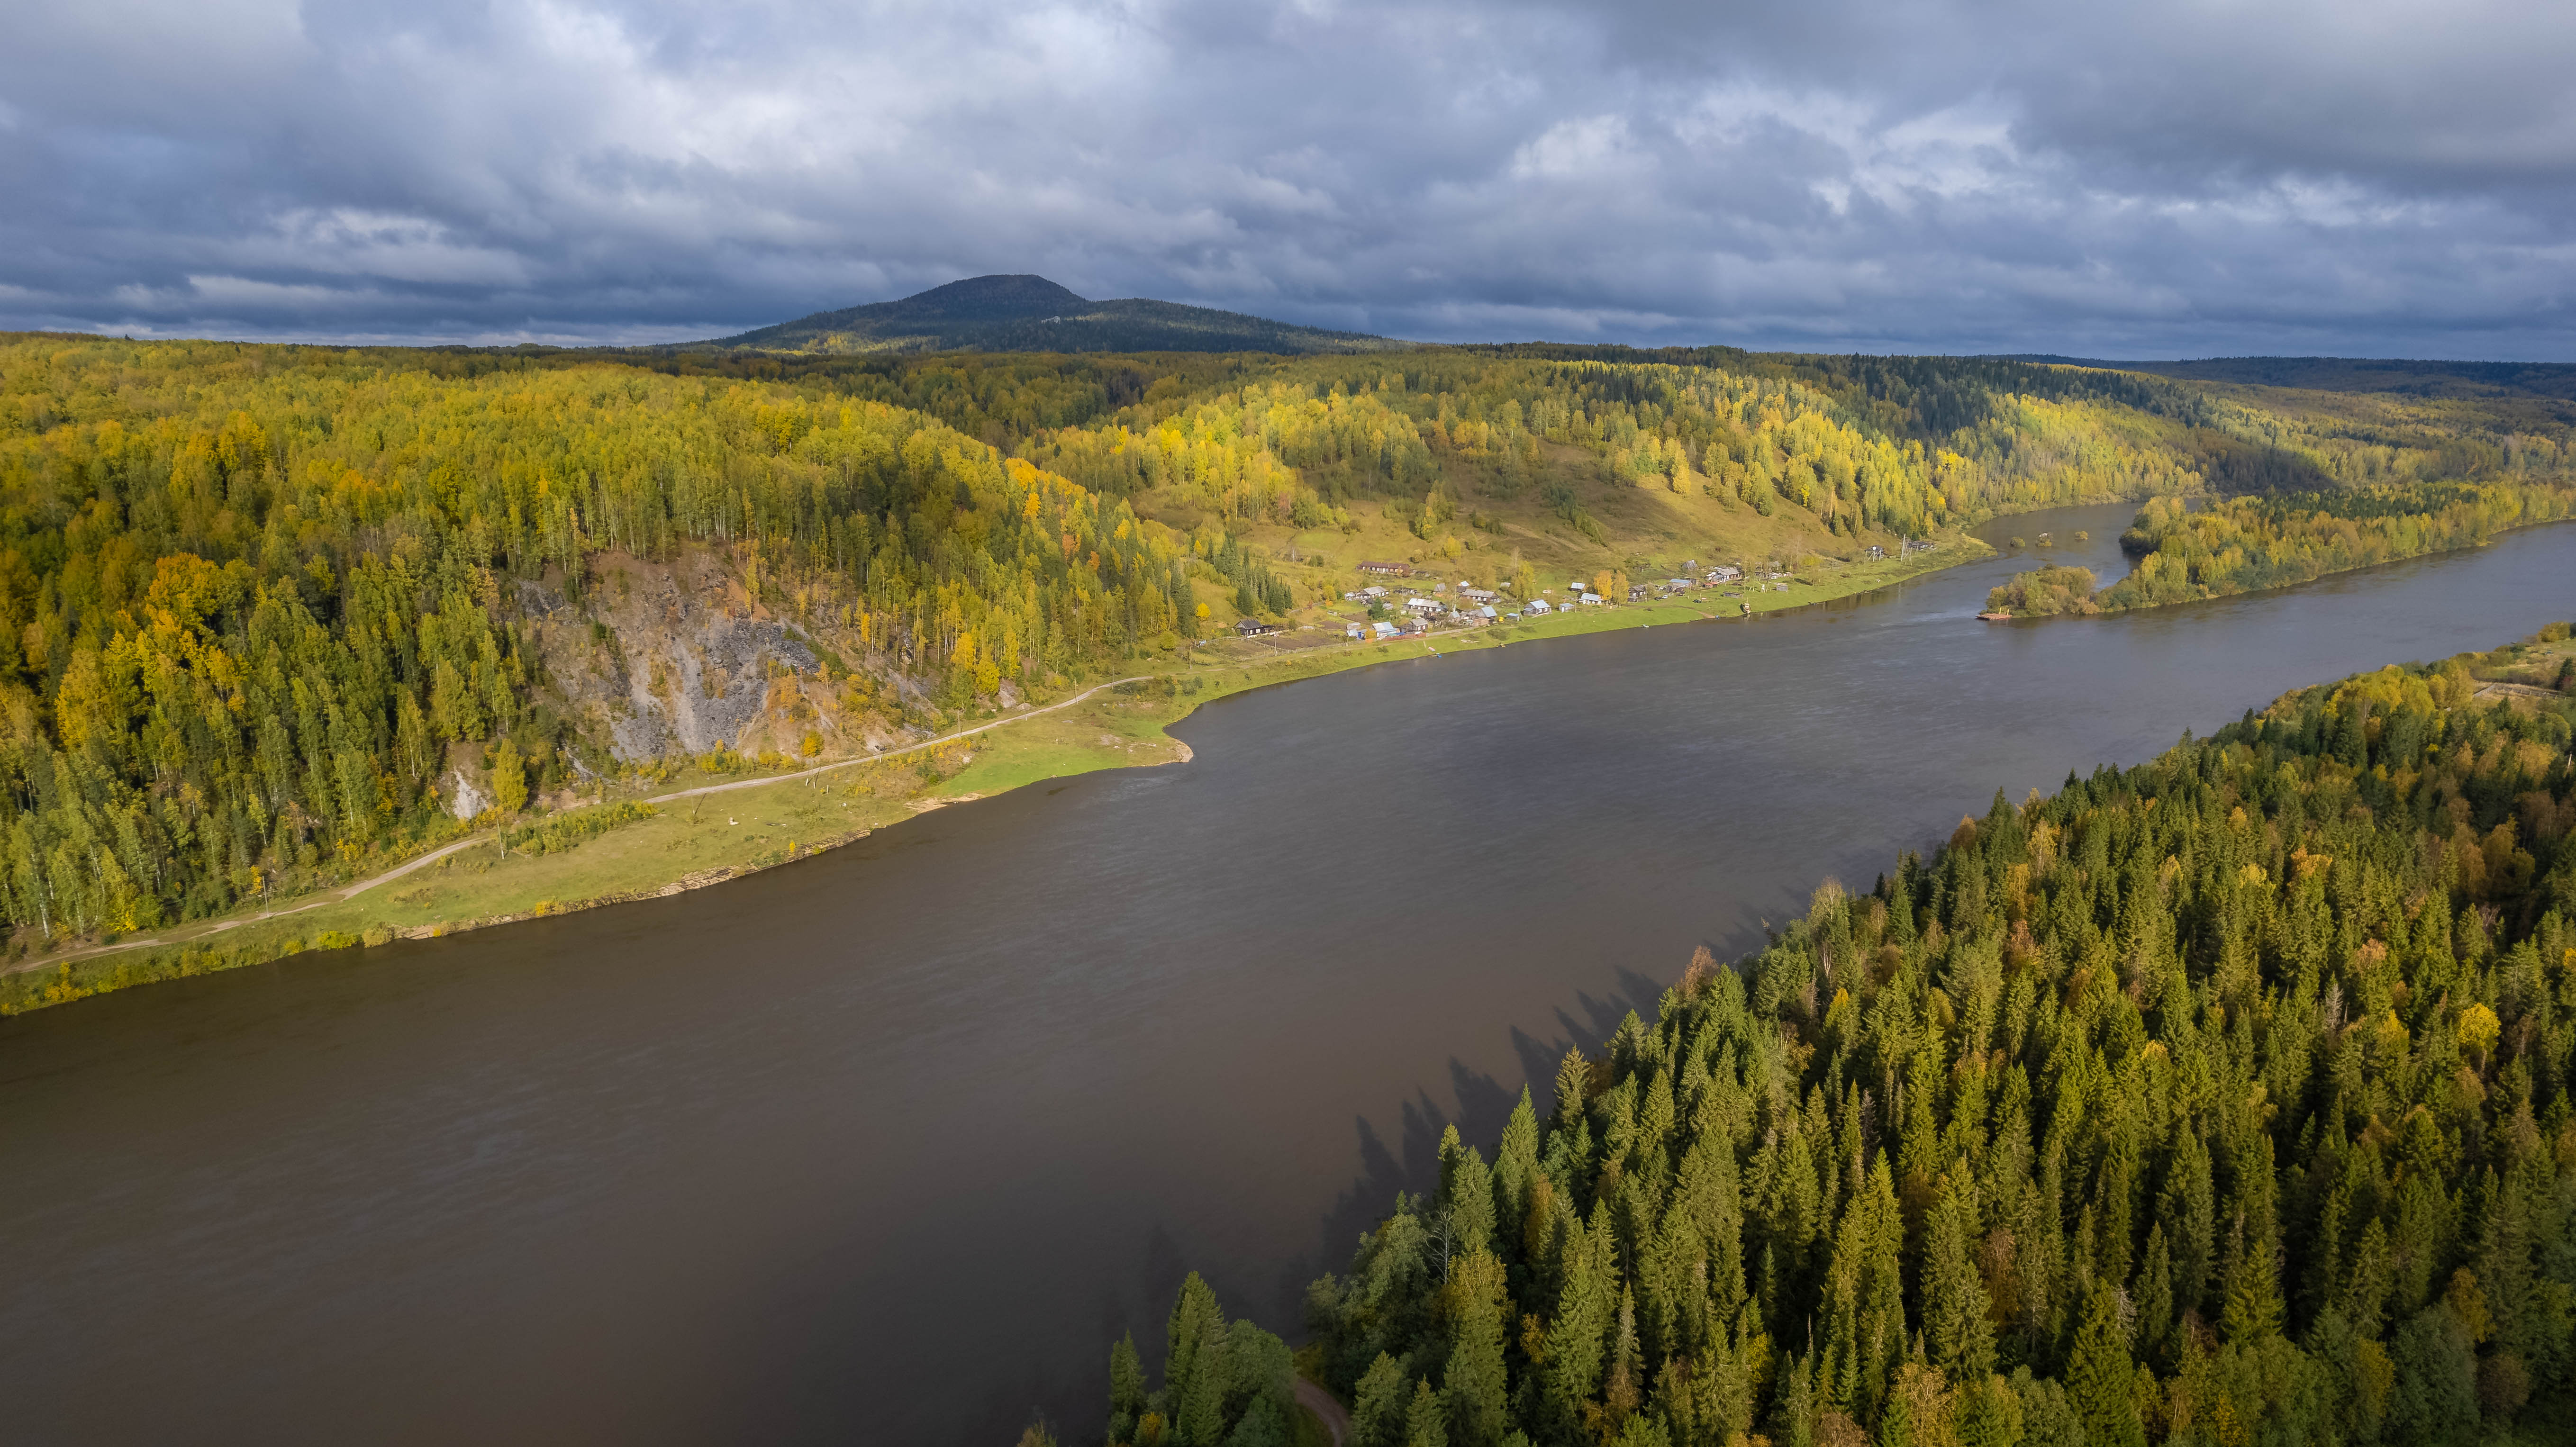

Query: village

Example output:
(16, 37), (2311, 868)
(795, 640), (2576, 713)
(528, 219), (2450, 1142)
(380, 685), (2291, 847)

(1224, 541), (1932, 645)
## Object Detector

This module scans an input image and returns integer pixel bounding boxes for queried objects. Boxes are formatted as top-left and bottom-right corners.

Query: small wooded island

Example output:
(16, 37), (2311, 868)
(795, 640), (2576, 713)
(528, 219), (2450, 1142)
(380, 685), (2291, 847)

(1986, 486), (2576, 618)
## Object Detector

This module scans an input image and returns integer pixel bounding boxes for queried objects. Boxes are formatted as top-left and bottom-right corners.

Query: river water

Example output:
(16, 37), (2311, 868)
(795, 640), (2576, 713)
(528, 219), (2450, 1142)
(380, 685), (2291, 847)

(2, 504), (2570, 1445)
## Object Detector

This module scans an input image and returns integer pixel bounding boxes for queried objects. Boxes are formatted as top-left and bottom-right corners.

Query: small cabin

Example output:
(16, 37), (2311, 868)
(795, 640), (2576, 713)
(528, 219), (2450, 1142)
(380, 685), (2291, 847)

(1357, 561), (1409, 577)
(1234, 618), (1282, 637)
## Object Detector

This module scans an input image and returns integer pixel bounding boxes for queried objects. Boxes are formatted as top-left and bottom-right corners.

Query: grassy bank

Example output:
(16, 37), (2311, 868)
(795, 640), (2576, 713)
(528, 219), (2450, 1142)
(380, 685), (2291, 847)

(0, 533), (1985, 1016)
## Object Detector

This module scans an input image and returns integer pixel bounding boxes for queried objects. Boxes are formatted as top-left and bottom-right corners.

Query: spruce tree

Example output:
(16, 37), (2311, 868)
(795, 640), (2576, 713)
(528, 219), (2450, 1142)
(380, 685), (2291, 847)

(1923, 1187), (1996, 1379)
(2065, 1284), (2145, 1447)
(1493, 1088), (1541, 1238)
(2130, 1226), (2173, 1369)
(1405, 1378), (1450, 1447)
(1442, 1249), (1510, 1447)
(1177, 1306), (1231, 1447)
(1542, 1200), (1616, 1433)
(1109, 1332), (1146, 1444)
(1350, 1354), (1409, 1447)
(1438, 1129), (1497, 1262)
(1167, 1272), (1222, 1430)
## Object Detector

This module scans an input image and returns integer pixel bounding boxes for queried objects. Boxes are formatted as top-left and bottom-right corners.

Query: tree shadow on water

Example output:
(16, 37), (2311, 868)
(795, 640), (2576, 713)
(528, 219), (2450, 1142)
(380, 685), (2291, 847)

(1552, 966), (1670, 1059)
(1277, 951), (1712, 1366)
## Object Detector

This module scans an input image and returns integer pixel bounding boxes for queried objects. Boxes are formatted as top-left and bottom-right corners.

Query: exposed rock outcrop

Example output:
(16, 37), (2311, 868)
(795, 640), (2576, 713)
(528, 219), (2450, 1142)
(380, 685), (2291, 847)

(445, 769), (491, 821)
(526, 546), (925, 765)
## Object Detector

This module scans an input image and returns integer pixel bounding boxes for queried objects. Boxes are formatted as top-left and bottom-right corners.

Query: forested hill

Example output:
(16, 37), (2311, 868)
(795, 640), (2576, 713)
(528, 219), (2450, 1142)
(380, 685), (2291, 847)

(1107, 635), (2576, 1447)
(2010, 357), (2576, 412)
(706, 274), (1405, 356)
(3, 331), (2569, 954)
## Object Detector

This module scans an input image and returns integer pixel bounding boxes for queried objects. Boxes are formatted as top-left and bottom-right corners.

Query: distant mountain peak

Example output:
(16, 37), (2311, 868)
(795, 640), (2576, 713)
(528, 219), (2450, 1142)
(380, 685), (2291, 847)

(886, 274), (1091, 323)
(704, 274), (1402, 357)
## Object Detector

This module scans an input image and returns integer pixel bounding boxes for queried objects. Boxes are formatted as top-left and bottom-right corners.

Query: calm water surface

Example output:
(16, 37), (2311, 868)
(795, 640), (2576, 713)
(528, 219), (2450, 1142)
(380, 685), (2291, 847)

(3, 506), (2571, 1444)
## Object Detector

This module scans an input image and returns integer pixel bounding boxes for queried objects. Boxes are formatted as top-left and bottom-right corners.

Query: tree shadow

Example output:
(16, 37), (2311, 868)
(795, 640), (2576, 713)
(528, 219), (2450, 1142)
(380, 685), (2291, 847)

(1297, 945), (1740, 1316)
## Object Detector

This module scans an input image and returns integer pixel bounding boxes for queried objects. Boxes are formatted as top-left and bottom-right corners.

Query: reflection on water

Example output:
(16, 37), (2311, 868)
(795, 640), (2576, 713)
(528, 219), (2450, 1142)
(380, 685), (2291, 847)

(1, 506), (2569, 1445)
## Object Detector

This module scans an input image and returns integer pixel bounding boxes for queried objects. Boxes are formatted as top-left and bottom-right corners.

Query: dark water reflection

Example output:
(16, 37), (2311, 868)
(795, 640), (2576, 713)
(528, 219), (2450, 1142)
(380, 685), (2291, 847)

(3, 506), (2570, 1445)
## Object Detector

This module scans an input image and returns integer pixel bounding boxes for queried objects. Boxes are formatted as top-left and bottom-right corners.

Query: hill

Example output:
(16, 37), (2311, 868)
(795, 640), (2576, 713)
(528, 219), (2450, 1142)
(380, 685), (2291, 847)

(706, 273), (1406, 356)
(2011, 354), (2576, 407)
(1, 331), (2570, 964)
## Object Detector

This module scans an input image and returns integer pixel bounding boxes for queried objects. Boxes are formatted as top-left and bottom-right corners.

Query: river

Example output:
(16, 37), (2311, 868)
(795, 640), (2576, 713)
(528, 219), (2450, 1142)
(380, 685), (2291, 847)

(2, 504), (2570, 1445)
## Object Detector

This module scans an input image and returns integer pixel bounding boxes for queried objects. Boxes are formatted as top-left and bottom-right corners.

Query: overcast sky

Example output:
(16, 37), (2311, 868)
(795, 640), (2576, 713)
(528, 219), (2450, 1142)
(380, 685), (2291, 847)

(5, 0), (2572, 357)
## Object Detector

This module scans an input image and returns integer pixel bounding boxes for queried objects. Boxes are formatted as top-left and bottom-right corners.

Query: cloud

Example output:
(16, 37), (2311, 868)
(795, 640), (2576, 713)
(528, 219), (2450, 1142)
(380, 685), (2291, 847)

(1, 0), (2570, 356)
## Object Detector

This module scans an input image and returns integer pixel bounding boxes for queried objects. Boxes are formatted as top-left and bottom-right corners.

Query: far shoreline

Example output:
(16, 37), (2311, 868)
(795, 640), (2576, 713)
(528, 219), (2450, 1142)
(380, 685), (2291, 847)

(1, 530), (1996, 1016)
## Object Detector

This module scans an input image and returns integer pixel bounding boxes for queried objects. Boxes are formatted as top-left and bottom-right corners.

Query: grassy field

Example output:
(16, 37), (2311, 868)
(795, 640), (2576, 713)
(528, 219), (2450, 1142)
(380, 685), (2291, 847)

(0, 532), (1986, 1015)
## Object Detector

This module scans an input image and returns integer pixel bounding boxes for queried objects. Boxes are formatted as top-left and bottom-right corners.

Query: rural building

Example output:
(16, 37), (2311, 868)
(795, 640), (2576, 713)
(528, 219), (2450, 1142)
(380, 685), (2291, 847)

(1358, 561), (1409, 577)
(1235, 618), (1282, 636)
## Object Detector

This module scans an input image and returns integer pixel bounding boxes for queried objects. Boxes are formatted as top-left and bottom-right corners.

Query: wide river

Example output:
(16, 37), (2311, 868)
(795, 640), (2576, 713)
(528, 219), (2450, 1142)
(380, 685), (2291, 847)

(3, 504), (2571, 1445)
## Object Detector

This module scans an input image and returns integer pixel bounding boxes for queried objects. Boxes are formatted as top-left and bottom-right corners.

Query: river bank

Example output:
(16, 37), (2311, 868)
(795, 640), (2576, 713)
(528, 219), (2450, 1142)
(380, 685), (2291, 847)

(0, 530), (1992, 1015)
(7, 506), (2570, 1447)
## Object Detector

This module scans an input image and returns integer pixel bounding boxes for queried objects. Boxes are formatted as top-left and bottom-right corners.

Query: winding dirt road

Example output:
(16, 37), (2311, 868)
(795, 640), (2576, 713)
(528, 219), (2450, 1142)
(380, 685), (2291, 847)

(1296, 1379), (1350, 1447)
(7, 675), (1153, 977)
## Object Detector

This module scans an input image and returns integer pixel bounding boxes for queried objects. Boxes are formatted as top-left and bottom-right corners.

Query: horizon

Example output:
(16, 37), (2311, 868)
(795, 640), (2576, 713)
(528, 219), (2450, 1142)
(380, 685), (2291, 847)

(18, 283), (2576, 370)
(8, 1), (2576, 360)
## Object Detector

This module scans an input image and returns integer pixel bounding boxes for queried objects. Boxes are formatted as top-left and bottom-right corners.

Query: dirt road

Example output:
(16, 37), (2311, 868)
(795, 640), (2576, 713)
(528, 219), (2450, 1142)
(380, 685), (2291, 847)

(5, 676), (1154, 978)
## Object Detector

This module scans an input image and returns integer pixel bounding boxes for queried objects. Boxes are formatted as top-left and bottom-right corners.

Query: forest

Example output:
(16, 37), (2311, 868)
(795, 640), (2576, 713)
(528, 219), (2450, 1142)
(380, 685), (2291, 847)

(0, 335), (1199, 937)
(1105, 636), (2576, 1447)
(4, 330), (2571, 949)
(1985, 480), (2576, 617)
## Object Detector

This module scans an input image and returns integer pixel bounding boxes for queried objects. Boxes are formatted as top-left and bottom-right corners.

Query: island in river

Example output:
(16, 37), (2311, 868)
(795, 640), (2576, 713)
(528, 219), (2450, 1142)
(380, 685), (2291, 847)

(1986, 480), (2576, 617)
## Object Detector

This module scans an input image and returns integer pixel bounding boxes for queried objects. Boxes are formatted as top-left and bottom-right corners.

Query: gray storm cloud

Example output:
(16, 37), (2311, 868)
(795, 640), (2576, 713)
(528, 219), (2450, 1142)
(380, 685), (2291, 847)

(2, 0), (2570, 356)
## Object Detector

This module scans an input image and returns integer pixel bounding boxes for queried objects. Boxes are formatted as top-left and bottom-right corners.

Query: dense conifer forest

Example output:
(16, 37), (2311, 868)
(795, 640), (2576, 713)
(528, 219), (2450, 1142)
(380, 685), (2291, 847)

(1107, 640), (2576, 1447)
